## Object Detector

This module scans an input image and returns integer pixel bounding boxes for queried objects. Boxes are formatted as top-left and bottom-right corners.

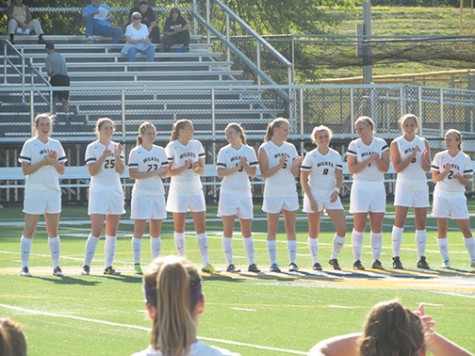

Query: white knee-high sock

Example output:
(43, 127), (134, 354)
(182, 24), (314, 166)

(222, 237), (233, 266)
(351, 229), (364, 261)
(105, 235), (117, 268)
(84, 234), (100, 266)
(132, 237), (142, 264)
(196, 233), (210, 266)
(21, 235), (32, 268)
(331, 234), (346, 259)
(287, 240), (297, 264)
(464, 236), (475, 260)
(48, 236), (61, 268)
(416, 229), (427, 259)
(308, 237), (319, 264)
(391, 226), (403, 257)
(174, 232), (186, 257)
(437, 237), (449, 262)
(267, 240), (277, 265)
(150, 237), (161, 260)
(242, 236), (255, 265)
(370, 232), (383, 262)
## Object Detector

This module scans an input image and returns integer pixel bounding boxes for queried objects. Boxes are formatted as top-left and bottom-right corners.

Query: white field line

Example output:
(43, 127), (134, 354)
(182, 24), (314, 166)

(0, 303), (306, 355)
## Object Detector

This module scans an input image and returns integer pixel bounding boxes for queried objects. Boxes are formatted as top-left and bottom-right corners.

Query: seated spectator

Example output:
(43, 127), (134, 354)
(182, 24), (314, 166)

(0, 318), (27, 356)
(308, 300), (473, 356)
(45, 41), (71, 115)
(162, 7), (190, 52)
(132, 255), (239, 356)
(121, 12), (155, 63)
(82, 0), (122, 43)
(6, 0), (45, 44)
(128, 0), (160, 44)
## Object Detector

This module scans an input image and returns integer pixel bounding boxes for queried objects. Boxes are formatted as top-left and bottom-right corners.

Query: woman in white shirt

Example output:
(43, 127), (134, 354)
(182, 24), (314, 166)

(390, 114), (431, 270)
(165, 119), (214, 273)
(132, 256), (238, 356)
(128, 122), (168, 275)
(121, 11), (155, 62)
(300, 126), (346, 271)
(18, 113), (67, 277)
(258, 118), (302, 273)
(217, 123), (260, 273)
(431, 129), (475, 269)
(347, 116), (389, 270)
(82, 118), (125, 276)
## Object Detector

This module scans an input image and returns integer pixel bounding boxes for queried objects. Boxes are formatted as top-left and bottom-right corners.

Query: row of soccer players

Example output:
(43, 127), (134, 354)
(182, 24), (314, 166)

(18, 113), (475, 276)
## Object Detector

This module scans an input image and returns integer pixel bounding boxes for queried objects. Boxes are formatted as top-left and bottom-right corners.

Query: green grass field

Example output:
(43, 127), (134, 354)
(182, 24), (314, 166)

(1, 202), (474, 355)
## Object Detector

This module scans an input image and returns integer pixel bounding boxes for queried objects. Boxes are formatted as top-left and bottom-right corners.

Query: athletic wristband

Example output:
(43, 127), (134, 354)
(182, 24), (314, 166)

(194, 166), (200, 172)
(334, 187), (340, 194)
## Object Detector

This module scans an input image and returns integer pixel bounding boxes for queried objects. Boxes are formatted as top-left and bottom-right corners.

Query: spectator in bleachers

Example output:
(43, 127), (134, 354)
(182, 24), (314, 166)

(121, 11), (155, 63)
(6, 0), (45, 44)
(0, 318), (27, 356)
(82, 0), (122, 43)
(128, 0), (160, 44)
(162, 7), (190, 52)
(45, 41), (71, 116)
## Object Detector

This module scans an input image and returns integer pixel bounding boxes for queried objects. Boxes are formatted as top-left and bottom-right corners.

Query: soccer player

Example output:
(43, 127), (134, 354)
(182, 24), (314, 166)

(347, 116), (390, 270)
(258, 117), (302, 273)
(82, 118), (125, 276)
(432, 129), (475, 269)
(128, 122), (168, 275)
(165, 119), (214, 273)
(390, 114), (431, 270)
(300, 125), (346, 271)
(217, 123), (260, 273)
(18, 113), (67, 277)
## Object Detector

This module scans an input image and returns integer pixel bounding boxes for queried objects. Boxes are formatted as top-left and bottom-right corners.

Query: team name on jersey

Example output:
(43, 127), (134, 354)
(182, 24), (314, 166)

(361, 151), (377, 158)
(230, 156), (242, 162)
(404, 147), (417, 155)
(317, 161), (334, 168)
(39, 148), (55, 156)
(274, 152), (289, 159)
(143, 157), (161, 163)
(179, 152), (196, 159)
(448, 163), (461, 171)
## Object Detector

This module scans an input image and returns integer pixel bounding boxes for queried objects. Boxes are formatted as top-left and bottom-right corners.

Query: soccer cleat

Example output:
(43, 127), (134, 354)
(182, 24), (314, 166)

(312, 262), (322, 271)
(134, 263), (143, 275)
(53, 266), (64, 276)
(20, 266), (32, 277)
(81, 265), (90, 276)
(201, 264), (215, 274)
(289, 262), (299, 272)
(441, 260), (451, 268)
(329, 259), (341, 270)
(248, 263), (261, 273)
(372, 260), (384, 270)
(392, 256), (404, 270)
(417, 256), (430, 270)
(226, 264), (241, 273)
(104, 266), (121, 275)
(353, 260), (365, 270)
(270, 263), (281, 273)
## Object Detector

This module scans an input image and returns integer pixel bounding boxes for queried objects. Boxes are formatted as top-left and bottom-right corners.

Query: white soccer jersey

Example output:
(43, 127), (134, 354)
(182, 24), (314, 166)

(301, 148), (343, 193)
(431, 150), (473, 193)
(216, 144), (258, 195)
(259, 140), (299, 198)
(394, 135), (428, 191)
(128, 145), (168, 197)
(85, 140), (124, 186)
(18, 137), (67, 194)
(165, 139), (205, 196)
(347, 137), (389, 182)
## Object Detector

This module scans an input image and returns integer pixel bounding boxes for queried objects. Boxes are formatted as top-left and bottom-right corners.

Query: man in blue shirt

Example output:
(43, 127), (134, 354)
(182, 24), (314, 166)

(82, 0), (121, 43)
